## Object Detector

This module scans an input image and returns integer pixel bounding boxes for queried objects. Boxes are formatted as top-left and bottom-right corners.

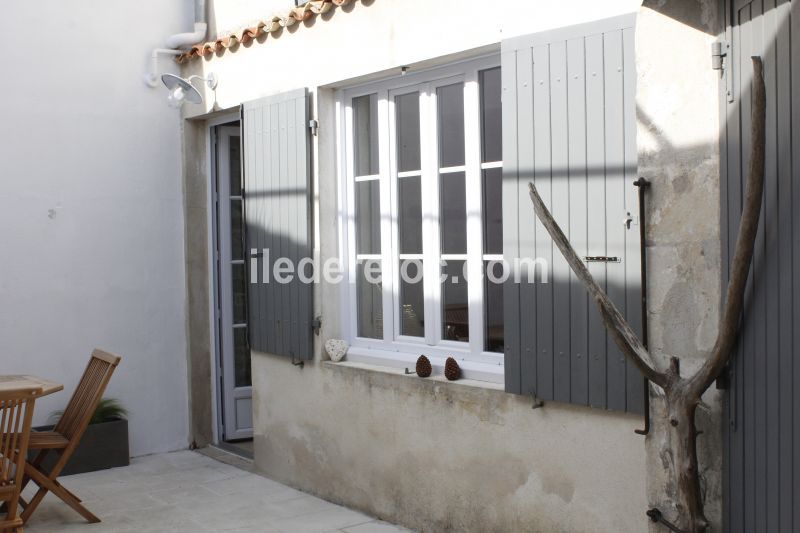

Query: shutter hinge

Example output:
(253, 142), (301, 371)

(308, 119), (319, 136)
(311, 316), (322, 335)
(711, 41), (726, 70)
(712, 41), (734, 103)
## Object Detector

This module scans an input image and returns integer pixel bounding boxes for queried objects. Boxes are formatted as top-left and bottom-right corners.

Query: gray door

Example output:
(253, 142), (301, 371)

(722, 1), (799, 531)
(215, 125), (253, 441)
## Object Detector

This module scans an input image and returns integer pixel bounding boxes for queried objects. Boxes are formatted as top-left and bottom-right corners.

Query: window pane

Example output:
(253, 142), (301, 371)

(480, 68), (502, 163)
(355, 180), (381, 254)
(399, 176), (422, 254)
(442, 260), (469, 342)
(399, 259), (424, 337)
(232, 263), (247, 324)
(484, 261), (504, 353)
(437, 83), (465, 167)
(230, 136), (242, 196)
(353, 94), (379, 176)
(440, 171), (467, 254)
(357, 260), (383, 339)
(396, 92), (421, 172)
(231, 199), (244, 260)
(482, 167), (502, 255)
(234, 327), (251, 387)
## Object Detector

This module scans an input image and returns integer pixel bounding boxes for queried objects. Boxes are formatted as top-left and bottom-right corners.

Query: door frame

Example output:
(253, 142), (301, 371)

(206, 111), (249, 446)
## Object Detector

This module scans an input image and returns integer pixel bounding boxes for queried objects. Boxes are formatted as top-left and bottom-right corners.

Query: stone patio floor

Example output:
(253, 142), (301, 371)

(24, 449), (412, 533)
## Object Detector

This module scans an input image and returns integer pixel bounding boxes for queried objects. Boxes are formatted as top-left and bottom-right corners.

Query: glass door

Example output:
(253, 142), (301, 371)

(215, 125), (252, 441)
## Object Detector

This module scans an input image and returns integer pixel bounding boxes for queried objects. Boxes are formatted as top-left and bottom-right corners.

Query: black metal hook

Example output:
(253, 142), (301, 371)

(646, 508), (687, 533)
(634, 177), (651, 436)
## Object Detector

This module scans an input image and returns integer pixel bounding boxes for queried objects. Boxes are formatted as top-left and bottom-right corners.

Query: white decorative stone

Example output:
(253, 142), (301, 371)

(325, 339), (348, 362)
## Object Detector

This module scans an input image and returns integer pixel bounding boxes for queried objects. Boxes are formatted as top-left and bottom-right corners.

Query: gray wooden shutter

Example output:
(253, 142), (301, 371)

(242, 88), (313, 360)
(502, 14), (644, 413)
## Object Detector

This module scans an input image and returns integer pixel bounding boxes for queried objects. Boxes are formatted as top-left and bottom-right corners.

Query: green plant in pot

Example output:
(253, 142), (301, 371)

(39, 397), (131, 475)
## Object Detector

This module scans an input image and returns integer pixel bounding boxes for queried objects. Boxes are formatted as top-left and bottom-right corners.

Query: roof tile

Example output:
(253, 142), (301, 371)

(177, 0), (356, 62)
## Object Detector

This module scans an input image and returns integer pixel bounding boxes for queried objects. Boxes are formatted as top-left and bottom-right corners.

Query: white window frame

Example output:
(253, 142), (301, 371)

(336, 55), (504, 383)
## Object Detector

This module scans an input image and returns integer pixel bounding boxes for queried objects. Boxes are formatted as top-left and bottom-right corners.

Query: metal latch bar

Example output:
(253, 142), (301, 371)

(584, 256), (621, 263)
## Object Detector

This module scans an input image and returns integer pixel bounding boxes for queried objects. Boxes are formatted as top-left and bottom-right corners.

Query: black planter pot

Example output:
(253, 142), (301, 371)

(31, 418), (130, 476)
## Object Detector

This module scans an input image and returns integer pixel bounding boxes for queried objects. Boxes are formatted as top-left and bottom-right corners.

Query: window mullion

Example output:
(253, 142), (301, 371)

(420, 84), (440, 346)
(464, 70), (485, 356)
(377, 88), (394, 347)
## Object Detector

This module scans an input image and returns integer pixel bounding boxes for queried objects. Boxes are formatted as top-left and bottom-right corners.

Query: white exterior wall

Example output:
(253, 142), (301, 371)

(179, 1), (662, 531)
(0, 1), (194, 456)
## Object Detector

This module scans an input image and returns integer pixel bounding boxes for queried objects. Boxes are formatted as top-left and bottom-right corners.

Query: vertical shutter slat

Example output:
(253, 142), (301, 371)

(502, 14), (642, 413)
(243, 88), (313, 360)
(515, 45), (537, 397)
(566, 36), (589, 406)
(502, 48), (523, 394)
(532, 43), (554, 401)
(584, 30), (609, 410)
(550, 40), (572, 404)
(602, 28), (628, 412)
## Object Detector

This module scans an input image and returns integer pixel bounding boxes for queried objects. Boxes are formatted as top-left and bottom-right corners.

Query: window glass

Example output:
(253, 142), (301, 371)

(442, 260), (469, 342)
(355, 180), (381, 254)
(234, 327), (251, 387)
(353, 94), (379, 176)
(440, 172), (467, 254)
(396, 92), (421, 173)
(399, 259), (425, 337)
(482, 167), (502, 255)
(399, 176), (422, 254)
(480, 68), (502, 163)
(437, 83), (465, 167)
(357, 260), (383, 339)
(484, 261), (504, 352)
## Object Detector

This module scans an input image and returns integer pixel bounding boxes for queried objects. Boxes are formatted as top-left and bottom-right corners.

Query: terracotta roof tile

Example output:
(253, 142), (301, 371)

(177, 0), (356, 63)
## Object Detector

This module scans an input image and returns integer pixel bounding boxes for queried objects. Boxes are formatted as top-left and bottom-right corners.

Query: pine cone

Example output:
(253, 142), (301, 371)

(444, 357), (461, 381)
(415, 355), (432, 377)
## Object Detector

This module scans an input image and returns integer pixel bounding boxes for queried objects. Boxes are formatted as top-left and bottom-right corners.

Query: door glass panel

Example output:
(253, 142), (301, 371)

(356, 260), (383, 339)
(440, 172), (467, 254)
(399, 176), (422, 254)
(232, 263), (247, 324)
(484, 260), (504, 352)
(480, 68), (502, 163)
(355, 180), (381, 254)
(230, 199), (244, 261)
(437, 83), (465, 167)
(233, 327), (251, 387)
(442, 260), (469, 342)
(482, 167), (503, 255)
(353, 94), (379, 176)
(230, 136), (242, 196)
(399, 259), (424, 337)
(396, 92), (421, 173)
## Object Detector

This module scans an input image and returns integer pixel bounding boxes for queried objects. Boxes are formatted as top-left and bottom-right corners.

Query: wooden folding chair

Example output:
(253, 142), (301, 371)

(0, 386), (41, 533)
(19, 349), (121, 525)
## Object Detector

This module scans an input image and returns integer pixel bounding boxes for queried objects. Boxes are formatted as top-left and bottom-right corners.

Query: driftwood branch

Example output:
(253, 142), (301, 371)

(527, 182), (667, 388)
(689, 56), (766, 395)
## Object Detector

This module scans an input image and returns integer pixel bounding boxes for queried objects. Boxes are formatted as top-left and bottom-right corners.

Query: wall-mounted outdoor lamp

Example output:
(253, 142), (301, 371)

(160, 73), (218, 107)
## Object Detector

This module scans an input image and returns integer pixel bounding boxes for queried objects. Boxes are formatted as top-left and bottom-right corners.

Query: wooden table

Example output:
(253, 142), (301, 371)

(0, 375), (63, 397)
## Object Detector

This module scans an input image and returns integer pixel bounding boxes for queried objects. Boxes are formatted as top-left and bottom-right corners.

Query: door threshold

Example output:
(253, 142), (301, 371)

(213, 440), (254, 460)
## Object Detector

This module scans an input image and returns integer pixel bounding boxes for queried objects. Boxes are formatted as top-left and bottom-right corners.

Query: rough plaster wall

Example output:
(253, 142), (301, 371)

(635, 0), (723, 529)
(252, 362), (647, 533)
(0, 0), (193, 456)
(183, 119), (215, 447)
